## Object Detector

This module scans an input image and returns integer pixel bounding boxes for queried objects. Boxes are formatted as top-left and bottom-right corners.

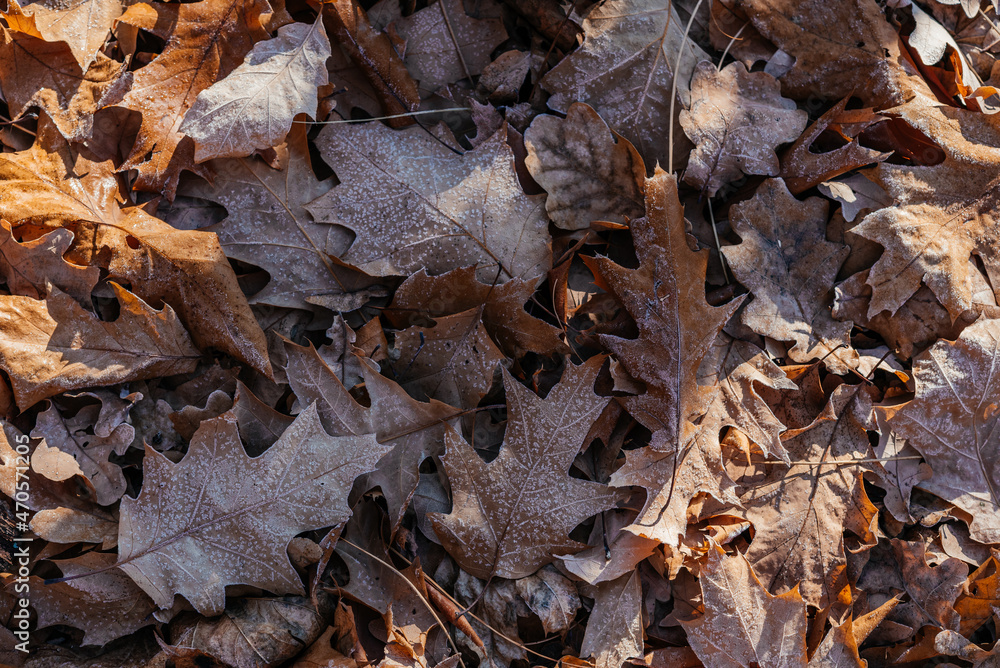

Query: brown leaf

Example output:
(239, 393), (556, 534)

(17, 0), (122, 70)
(0, 220), (98, 305)
(179, 125), (367, 312)
(168, 596), (326, 668)
(590, 168), (740, 455)
(388, 307), (505, 409)
(29, 552), (156, 646)
(867, 407), (931, 524)
(387, 266), (565, 357)
(682, 544), (808, 668)
(28, 506), (117, 548)
(113, 0), (271, 196)
(890, 538), (966, 630)
(524, 102), (646, 231)
(724, 178), (857, 374)
(590, 170), (748, 545)
(729, 0), (913, 107)
(323, 0), (419, 125)
(889, 316), (1000, 543)
(579, 570), (643, 668)
(739, 388), (874, 609)
(391, 0), (507, 94)
(0, 17), (124, 142)
(955, 556), (1000, 636)
(832, 269), (984, 361)
(852, 92), (1000, 319)
(231, 380), (295, 456)
(31, 401), (134, 506)
(540, 0), (707, 169)
(778, 98), (887, 195)
(285, 342), (459, 530)
(429, 356), (619, 579)
(0, 285), (200, 411)
(307, 123), (551, 283)
(680, 61), (807, 197)
(0, 119), (271, 376)
(291, 627), (358, 667)
(181, 17), (332, 162)
(116, 404), (390, 615)
(515, 566), (580, 635)
(806, 617), (864, 668)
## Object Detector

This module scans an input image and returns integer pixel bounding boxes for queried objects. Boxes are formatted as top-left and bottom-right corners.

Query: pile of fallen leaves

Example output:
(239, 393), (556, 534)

(4, 0), (1000, 664)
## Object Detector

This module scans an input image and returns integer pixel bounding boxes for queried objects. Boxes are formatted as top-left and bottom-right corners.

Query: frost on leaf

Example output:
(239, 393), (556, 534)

(179, 125), (369, 312)
(116, 404), (390, 615)
(540, 0), (707, 169)
(889, 316), (1000, 544)
(680, 61), (807, 197)
(524, 102), (645, 230)
(429, 356), (619, 580)
(181, 17), (332, 162)
(682, 544), (808, 668)
(590, 169), (747, 545)
(391, 0), (507, 94)
(112, 0), (271, 196)
(853, 93), (1000, 319)
(723, 178), (858, 374)
(0, 285), (199, 411)
(307, 122), (551, 283)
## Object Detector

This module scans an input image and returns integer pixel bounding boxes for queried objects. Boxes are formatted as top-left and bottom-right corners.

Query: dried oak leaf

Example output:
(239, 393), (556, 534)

(0, 118), (271, 376)
(889, 538), (966, 631)
(0, 220), (98, 305)
(0, 285), (200, 411)
(739, 388), (874, 609)
(388, 307), (505, 410)
(729, 0), (913, 107)
(955, 556), (1000, 636)
(888, 316), (1000, 543)
(429, 356), (619, 580)
(179, 125), (370, 312)
(778, 98), (888, 195)
(807, 617), (865, 668)
(387, 266), (565, 357)
(724, 178), (857, 374)
(30, 552), (156, 647)
(540, 0), (707, 169)
(17, 0), (122, 70)
(589, 169), (741, 453)
(682, 544), (808, 668)
(867, 408), (931, 524)
(168, 596), (326, 668)
(590, 171), (792, 545)
(515, 566), (580, 635)
(307, 122), (551, 283)
(0, 13), (124, 142)
(324, 0), (419, 126)
(29, 506), (117, 548)
(680, 61), (807, 197)
(181, 17), (331, 162)
(284, 342), (459, 530)
(853, 93), (1000, 319)
(31, 401), (136, 506)
(524, 102), (645, 231)
(112, 0), (271, 197)
(116, 404), (390, 615)
(391, 0), (507, 94)
(832, 269), (982, 361)
(579, 570), (643, 668)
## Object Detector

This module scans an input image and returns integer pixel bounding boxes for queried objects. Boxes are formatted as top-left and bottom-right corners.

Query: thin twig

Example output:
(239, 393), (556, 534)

(295, 107), (472, 124)
(337, 538), (468, 668)
(668, 0), (706, 175)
